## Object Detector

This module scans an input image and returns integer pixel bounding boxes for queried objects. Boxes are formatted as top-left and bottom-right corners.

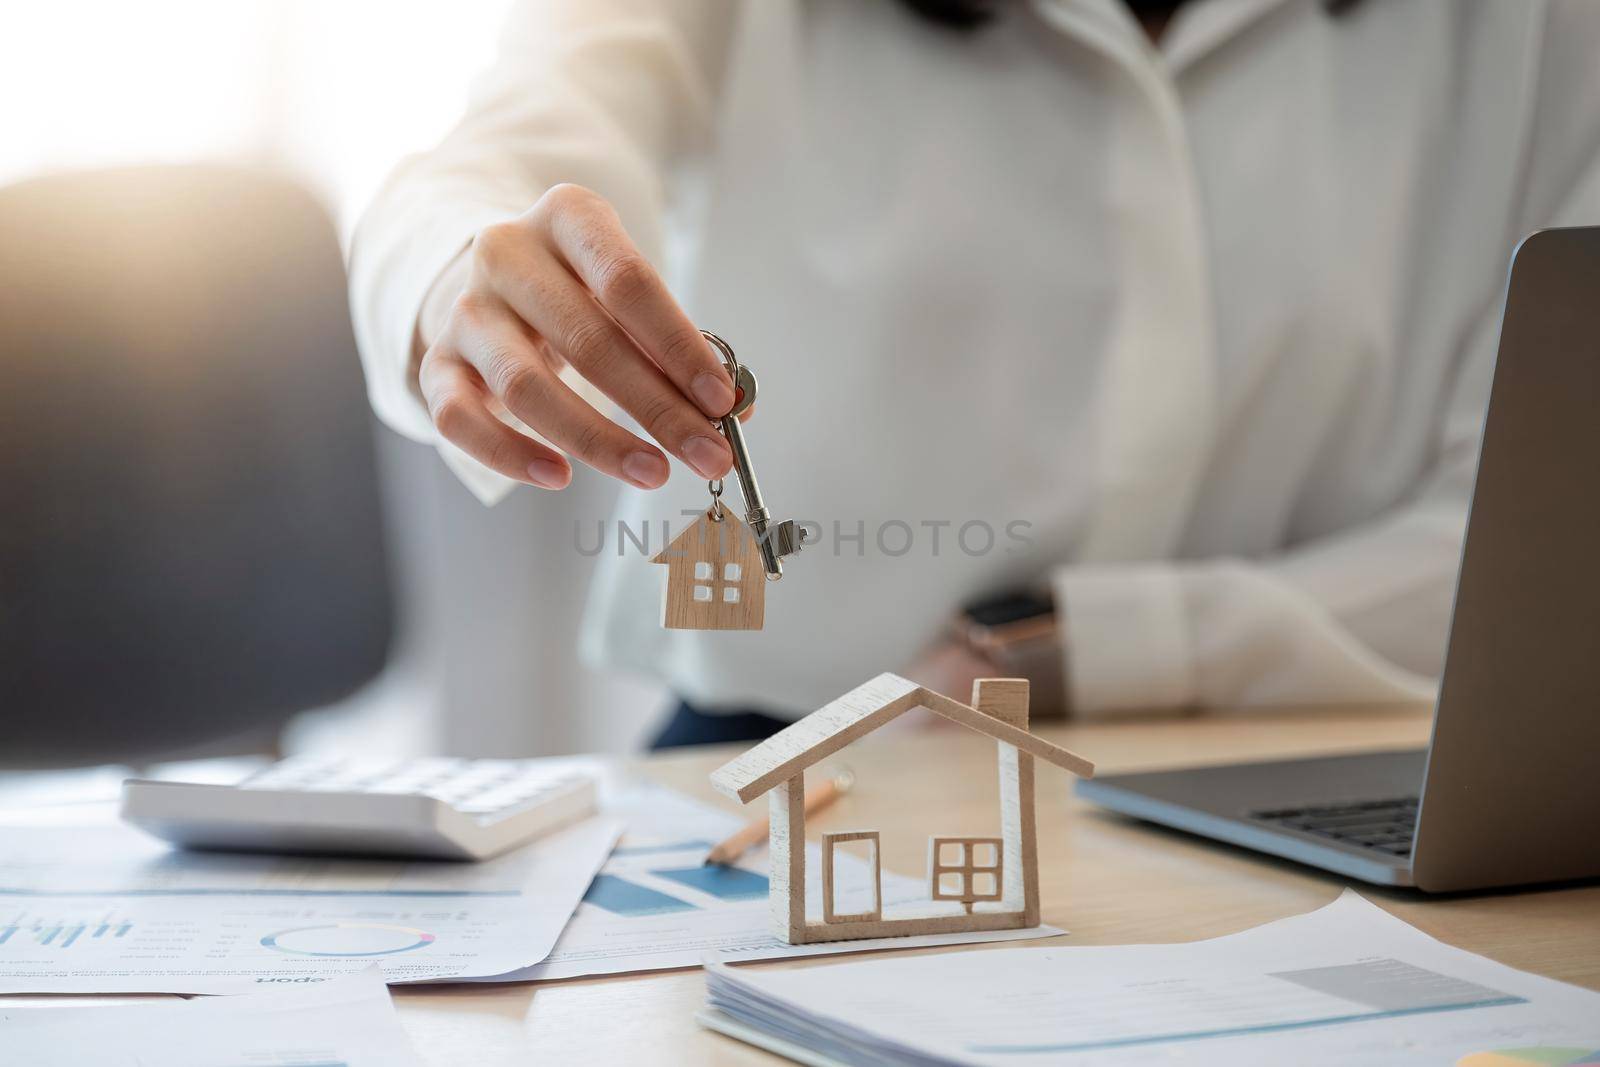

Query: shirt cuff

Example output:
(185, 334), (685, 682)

(1053, 563), (1196, 717)
(438, 436), (519, 506)
(348, 196), (517, 445)
(350, 197), (531, 505)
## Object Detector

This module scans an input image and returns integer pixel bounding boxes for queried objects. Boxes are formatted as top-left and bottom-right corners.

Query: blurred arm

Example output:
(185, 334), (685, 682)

(1055, 323), (1492, 715)
(1056, 2), (1600, 717)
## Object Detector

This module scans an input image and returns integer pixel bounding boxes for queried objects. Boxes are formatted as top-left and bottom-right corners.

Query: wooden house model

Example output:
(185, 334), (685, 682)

(651, 508), (765, 630)
(709, 672), (1094, 944)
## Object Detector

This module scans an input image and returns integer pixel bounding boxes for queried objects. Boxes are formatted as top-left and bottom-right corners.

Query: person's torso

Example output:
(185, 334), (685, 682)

(582, 0), (1546, 713)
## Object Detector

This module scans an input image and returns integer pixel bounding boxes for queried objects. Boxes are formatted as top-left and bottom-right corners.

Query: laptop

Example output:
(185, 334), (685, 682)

(1076, 227), (1600, 892)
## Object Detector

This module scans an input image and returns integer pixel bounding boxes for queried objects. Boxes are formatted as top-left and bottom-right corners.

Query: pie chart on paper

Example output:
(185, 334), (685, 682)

(1457, 1049), (1600, 1066)
(260, 922), (436, 957)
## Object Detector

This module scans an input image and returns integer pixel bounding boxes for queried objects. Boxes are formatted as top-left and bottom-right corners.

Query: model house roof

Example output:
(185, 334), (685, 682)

(709, 672), (1095, 804)
(648, 509), (762, 566)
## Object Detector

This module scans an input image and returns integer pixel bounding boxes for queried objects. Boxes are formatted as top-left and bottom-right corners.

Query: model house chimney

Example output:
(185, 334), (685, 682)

(971, 678), (1029, 731)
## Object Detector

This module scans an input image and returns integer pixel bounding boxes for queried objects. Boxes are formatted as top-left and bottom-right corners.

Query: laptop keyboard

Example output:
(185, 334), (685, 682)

(1249, 796), (1418, 856)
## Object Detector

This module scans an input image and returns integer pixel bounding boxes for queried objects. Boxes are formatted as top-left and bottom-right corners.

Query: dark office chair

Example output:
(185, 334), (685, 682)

(0, 166), (394, 765)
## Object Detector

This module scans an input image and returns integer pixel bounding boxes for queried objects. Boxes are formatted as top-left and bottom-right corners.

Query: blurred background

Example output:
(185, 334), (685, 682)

(0, 0), (663, 771)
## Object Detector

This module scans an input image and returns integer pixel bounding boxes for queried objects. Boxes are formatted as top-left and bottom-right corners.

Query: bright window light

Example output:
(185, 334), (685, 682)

(0, 0), (511, 240)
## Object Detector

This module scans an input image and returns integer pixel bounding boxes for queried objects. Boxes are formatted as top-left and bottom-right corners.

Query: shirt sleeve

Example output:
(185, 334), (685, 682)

(1057, 4), (1600, 717)
(347, 0), (737, 502)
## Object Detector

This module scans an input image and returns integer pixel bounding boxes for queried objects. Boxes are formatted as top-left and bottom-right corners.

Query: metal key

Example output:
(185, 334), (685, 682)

(701, 330), (804, 580)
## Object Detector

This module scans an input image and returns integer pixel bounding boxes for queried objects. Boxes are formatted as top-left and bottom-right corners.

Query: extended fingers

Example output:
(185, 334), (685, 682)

(458, 192), (744, 492)
(419, 354), (572, 489)
(534, 185), (736, 418)
(481, 243), (734, 480)
(449, 301), (675, 489)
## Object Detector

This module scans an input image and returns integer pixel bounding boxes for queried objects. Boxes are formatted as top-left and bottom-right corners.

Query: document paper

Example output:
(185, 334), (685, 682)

(0, 966), (421, 1066)
(0, 816), (621, 993)
(485, 785), (1062, 982)
(702, 891), (1600, 1066)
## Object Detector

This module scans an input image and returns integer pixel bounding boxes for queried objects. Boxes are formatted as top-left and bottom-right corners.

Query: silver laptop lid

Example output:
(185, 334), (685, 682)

(1414, 227), (1600, 892)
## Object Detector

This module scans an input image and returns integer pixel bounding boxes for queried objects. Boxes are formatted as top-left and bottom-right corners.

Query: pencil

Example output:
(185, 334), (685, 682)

(704, 767), (854, 866)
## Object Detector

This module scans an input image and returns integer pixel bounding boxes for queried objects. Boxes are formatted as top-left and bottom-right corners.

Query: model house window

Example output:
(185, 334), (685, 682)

(693, 558), (741, 605)
(928, 836), (1004, 908)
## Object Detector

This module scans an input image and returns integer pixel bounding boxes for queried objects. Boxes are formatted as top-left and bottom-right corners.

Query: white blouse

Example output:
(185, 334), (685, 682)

(350, 0), (1600, 717)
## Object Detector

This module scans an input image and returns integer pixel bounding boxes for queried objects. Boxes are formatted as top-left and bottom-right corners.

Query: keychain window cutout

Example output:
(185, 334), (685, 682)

(650, 504), (766, 630)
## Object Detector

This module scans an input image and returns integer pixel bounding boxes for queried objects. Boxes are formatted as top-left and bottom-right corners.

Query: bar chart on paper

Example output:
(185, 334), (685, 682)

(582, 873), (702, 917)
(0, 817), (622, 993)
(579, 865), (772, 917)
(0, 890), (528, 993)
(654, 865), (771, 902)
(0, 913), (134, 949)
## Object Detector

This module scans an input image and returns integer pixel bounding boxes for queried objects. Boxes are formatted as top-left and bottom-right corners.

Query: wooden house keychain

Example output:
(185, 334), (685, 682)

(651, 331), (805, 630)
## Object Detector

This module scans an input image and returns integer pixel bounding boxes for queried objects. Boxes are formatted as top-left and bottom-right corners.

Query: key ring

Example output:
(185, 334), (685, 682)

(697, 329), (802, 579)
(707, 477), (724, 521)
(702, 330), (757, 420)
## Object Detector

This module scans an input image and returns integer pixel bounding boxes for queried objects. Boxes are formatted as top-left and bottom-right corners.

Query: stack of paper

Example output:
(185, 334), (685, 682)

(701, 892), (1600, 1066)
(1, 967), (420, 1066)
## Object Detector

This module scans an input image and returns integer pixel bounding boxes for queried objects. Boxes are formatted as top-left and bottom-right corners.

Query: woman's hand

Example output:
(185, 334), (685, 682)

(416, 184), (737, 490)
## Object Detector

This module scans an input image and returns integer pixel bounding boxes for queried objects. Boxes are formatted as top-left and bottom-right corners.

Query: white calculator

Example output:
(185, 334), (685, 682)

(120, 757), (599, 861)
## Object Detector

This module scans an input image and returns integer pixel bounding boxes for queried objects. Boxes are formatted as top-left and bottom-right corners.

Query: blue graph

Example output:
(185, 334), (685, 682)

(581, 875), (697, 917)
(651, 866), (770, 902)
(0, 918), (131, 948)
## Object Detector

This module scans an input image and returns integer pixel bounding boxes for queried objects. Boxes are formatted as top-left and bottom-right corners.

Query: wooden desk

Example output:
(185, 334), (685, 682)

(391, 707), (1600, 1065)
